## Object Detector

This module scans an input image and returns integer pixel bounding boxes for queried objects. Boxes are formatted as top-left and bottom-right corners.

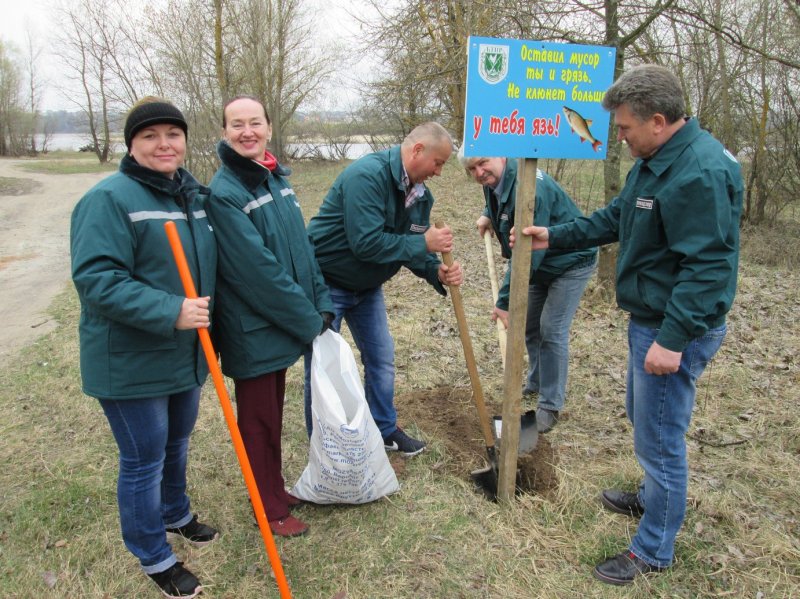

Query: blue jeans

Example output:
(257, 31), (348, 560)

(524, 262), (595, 411)
(625, 320), (726, 568)
(304, 284), (396, 438)
(99, 388), (200, 573)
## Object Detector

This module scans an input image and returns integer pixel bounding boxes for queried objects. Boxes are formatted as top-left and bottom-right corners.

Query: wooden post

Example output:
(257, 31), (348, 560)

(497, 157), (537, 502)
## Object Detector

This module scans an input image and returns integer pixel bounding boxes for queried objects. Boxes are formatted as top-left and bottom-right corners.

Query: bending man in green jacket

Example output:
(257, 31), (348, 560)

(514, 65), (743, 585)
(458, 150), (597, 433)
(305, 122), (464, 457)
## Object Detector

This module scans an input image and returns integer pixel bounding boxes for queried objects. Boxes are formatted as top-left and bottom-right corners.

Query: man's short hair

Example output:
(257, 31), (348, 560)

(402, 122), (453, 150)
(455, 146), (504, 177)
(456, 145), (478, 172)
(602, 64), (686, 124)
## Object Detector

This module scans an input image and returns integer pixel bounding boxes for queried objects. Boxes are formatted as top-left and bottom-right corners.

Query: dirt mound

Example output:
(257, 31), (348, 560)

(395, 385), (558, 498)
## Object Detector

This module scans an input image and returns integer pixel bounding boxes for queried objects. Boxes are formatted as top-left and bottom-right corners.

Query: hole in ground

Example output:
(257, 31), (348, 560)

(395, 385), (558, 499)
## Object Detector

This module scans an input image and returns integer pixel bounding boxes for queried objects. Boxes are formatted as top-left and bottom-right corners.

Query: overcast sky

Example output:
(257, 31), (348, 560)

(1, 0), (61, 108)
(0, 0), (372, 112)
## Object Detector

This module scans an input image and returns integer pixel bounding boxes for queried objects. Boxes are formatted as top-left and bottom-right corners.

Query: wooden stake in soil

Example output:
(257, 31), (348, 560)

(497, 158), (537, 502)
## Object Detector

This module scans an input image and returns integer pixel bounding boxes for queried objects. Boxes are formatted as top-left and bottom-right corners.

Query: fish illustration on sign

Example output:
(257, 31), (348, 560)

(563, 106), (602, 152)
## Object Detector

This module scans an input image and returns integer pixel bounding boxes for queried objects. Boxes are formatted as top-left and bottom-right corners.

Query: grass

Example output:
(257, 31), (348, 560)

(1, 159), (799, 598)
(13, 153), (119, 175)
(0, 176), (42, 196)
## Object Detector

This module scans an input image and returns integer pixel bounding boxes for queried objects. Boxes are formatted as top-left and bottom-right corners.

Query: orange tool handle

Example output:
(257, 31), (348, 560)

(164, 221), (291, 599)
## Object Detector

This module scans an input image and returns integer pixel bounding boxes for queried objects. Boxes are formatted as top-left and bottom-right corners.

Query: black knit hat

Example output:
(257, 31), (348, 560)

(124, 101), (188, 149)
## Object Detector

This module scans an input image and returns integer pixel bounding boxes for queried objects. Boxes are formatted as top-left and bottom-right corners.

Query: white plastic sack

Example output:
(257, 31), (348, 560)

(291, 330), (399, 504)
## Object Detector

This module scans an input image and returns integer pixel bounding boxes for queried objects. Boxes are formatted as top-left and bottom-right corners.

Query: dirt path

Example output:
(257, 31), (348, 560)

(0, 159), (108, 366)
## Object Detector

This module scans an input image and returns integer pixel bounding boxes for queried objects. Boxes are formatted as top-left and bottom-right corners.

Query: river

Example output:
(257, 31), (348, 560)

(39, 133), (372, 160)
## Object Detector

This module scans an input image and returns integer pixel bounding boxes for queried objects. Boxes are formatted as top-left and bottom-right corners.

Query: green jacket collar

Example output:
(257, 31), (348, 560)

(216, 140), (292, 192)
(388, 145), (407, 194)
(388, 145), (433, 201)
(496, 158), (517, 206)
(644, 117), (703, 177)
(120, 154), (205, 199)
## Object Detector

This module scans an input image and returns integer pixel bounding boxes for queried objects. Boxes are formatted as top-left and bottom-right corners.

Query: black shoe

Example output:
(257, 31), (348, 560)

(148, 562), (202, 598)
(166, 514), (219, 547)
(593, 551), (665, 585)
(536, 408), (559, 433)
(600, 489), (644, 518)
(383, 427), (426, 457)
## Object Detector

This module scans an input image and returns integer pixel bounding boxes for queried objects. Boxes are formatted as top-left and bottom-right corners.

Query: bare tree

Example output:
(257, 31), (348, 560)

(143, 0), (223, 179)
(232, 0), (337, 161)
(0, 40), (23, 156)
(0, 38), (42, 157)
(22, 30), (45, 154)
(56, 0), (122, 163)
(359, 1), (507, 141)
(55, 0), (167, 163)
(737, 0), (800, 224)
(141, 0), (337, 175)
(634, 0), (799, 224)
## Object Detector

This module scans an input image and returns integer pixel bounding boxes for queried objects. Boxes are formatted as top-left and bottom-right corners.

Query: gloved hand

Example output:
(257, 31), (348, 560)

(320, 311), (335, 335)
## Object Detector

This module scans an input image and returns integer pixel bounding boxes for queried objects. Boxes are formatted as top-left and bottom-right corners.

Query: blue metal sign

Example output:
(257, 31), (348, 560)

(463, 37), (617, 159)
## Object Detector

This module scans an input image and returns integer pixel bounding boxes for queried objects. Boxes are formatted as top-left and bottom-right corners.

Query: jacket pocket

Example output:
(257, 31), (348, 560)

(109, 324), (178, 353)
(240, 313), (272, 333)
(634, 274), (656, 313)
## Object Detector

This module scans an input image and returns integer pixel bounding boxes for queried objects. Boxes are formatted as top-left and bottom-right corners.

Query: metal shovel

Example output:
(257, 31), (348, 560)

(436, 222), (537, 500)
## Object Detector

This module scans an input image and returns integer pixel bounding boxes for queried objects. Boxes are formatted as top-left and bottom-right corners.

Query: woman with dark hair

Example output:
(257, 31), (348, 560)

(71, 97), (218, 599)
(206, 95), (333, 537)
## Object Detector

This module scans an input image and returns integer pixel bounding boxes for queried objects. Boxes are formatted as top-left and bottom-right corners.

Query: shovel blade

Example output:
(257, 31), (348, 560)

(471, 445), (499, 500)
(470, 464), (498, 501)
(519, 409), (538, 454)
(492, 409), (539, 454)
(470, 461), (530, 501)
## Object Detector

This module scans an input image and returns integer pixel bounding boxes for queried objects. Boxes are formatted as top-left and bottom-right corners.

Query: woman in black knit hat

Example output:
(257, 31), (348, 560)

(71, 97), (218, 599)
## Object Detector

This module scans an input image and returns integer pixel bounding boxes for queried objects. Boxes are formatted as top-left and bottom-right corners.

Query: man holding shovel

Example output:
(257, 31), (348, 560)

(305, 122), (464, 457)
(458, 149), (596, 433)
(512, 65), (743, 584)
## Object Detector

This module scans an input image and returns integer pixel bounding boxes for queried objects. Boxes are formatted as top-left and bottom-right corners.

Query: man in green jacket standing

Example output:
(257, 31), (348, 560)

(306, 122), (464, 456)
(514, 65), (743, 584)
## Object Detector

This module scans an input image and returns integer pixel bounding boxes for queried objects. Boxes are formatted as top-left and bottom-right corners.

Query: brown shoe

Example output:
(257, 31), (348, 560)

(269, 515), (309, 537)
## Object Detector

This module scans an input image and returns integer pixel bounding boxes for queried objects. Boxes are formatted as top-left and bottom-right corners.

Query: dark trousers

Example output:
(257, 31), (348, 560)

(235, 369), (291, 521)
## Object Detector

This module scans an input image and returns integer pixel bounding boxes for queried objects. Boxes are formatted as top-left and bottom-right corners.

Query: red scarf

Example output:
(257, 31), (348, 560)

(255, 150), (278, 171)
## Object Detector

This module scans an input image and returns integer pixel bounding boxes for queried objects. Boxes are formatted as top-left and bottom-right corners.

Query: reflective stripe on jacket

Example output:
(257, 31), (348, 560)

(207, 141), (333, 379)
(71, 156), (216, 399)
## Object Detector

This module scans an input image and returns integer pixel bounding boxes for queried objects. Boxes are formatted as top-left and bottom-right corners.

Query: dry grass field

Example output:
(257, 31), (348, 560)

(1, 157), (798, 598)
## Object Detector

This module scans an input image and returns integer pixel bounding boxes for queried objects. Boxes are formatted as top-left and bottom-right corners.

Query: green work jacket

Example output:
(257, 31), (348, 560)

(483, 160), (596, 310)
(71, 156), (217, 399)
(548, 118), (743, 351)
(207, 141), (333, 380)
(307, 146), (445, 295)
